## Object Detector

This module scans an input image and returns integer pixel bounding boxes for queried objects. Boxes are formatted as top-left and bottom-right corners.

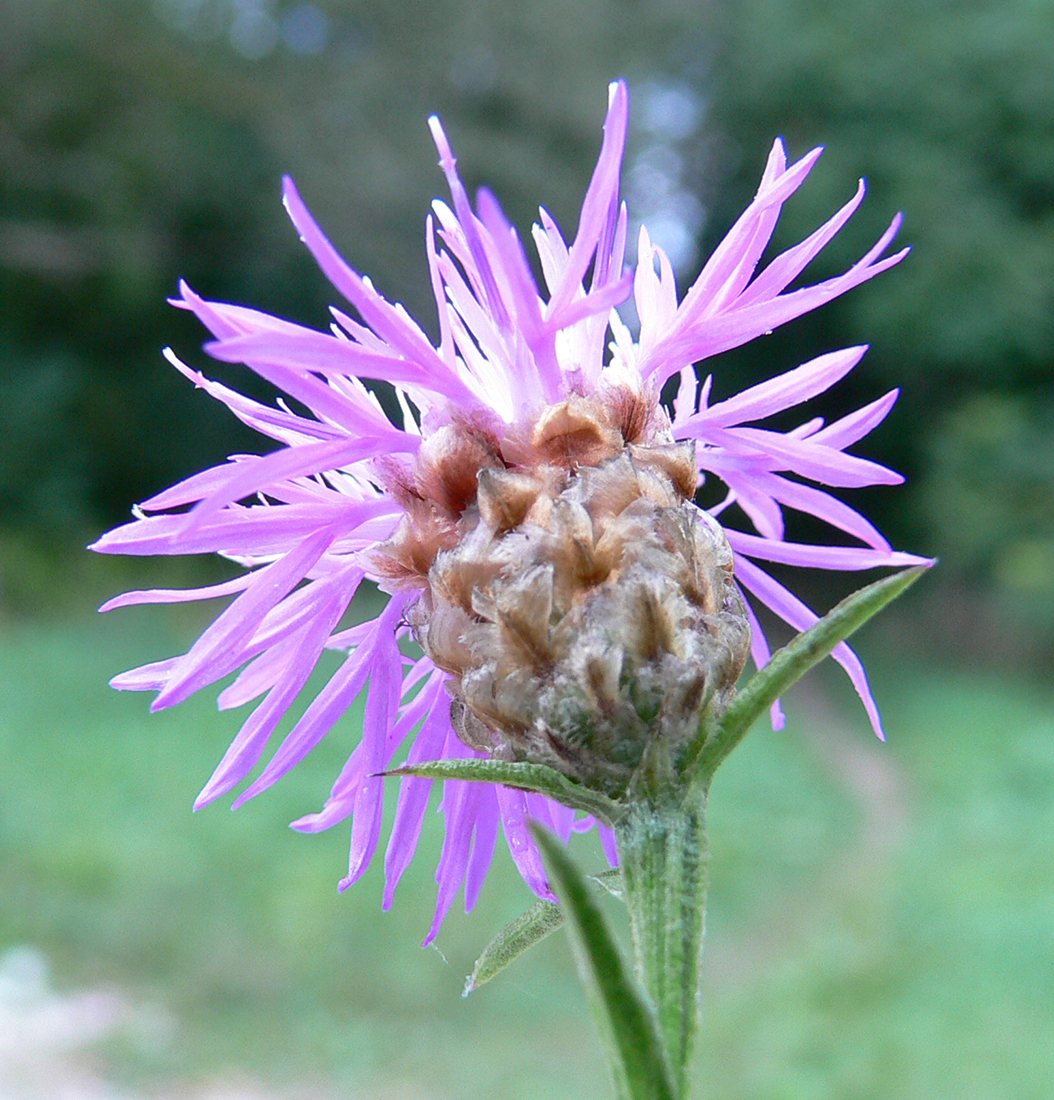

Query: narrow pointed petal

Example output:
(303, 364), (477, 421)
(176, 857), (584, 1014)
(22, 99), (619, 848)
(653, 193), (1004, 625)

(283, 178), (468, 394)
(151, 525), (337, 710)
(739, 593), (786, 729)
(463, 789), (501, 912)
(727, 530), (932, 571)
(383, 675), (452, 908)
(98, 574), (252, 612)
(236, 595), (409, 806)
(811, 390), (900, 450)
(709, 425), (903, 488)
(676, 146), (825, 323)
(735, 180), (867, 308)
(423, 732), (488, 946)
(497, 786), (553, 901)
(733, 555), (886, 739)
(678, 347), (868, 432)
(546, 80), (629, 319)
(194, 589), (348, 808)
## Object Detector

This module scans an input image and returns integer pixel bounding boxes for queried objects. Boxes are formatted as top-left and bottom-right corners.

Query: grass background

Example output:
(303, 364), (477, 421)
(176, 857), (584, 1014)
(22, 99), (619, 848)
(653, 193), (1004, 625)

(1, 571), (1052, 1098)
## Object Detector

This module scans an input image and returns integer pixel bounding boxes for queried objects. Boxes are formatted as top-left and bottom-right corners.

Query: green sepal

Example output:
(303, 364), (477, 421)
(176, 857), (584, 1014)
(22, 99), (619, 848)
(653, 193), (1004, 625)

(693, 564), (929, 785)
(531, 824), (677, 1100)
(382, 758), (621, 826)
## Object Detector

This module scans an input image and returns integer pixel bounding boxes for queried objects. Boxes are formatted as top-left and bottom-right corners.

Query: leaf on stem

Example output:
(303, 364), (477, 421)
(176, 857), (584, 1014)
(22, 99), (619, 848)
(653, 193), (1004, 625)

(695, 564), (929, 783)
(531, 824), (677, 1100)
(382, 758), (622, 825)
(463, 868), (625, 994)
(464, 898), (564, 994)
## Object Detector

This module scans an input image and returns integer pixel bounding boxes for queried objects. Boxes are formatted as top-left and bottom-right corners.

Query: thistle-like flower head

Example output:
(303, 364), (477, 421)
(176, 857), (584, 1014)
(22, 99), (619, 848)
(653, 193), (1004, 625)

(93, 82), (927, 939)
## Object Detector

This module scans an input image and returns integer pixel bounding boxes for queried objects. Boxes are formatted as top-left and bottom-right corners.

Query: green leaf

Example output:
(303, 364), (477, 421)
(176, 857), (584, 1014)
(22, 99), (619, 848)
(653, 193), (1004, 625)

(589, 866), (626, 900)
(463, 868), (626, 994)
(693, 565), (929, 784)
(382, 758), (621, 826)
(463, 898), (564, 994)
(531, 825), (677, 1100)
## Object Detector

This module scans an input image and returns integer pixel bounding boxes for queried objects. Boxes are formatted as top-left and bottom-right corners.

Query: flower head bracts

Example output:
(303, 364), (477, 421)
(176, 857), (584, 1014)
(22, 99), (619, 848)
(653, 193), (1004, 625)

(93, 80), (927, 935)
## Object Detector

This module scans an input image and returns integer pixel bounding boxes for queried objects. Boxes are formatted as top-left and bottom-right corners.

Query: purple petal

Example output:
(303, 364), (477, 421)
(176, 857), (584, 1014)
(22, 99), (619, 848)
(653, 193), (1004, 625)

(282, 178), (465, 391)
(289, 744), (365, 834)
(428, 120), (514, 336)
(727, 530), (932, 571)
(643, 232), (907, 386)
(733, 555), (885, 739)
(425, 216), (456, 366)
(151, 525), (338, 710)
(109, 657), (180, 693)
(342, 621), (403, 885)
(546, 80), (629, 320)
(675, 145), (824, 324)
(247, 566), (365, 655)
(708, 425), (903, 488)
(98, 573), (252, 612)
(423, 729), (487, 945)
(810, 390), (900, 450)
(703, 468), (785, 540)
(747, 470), (891, 549)
(739, 590), (786, 729)
(216, 628), (306, 713)
(704, 457), (891, 549)
(598, 824), (619, 867)
(735, 180), (867, 308)
(208, 327), (480, 409)
(383, 674), (452, 908)
(164, 352), (341, 447)
(547, 270), (634, 333)
(474, 189), (545, 338)
(474, 188), (565, 402)
(93, 500), (397, 558)
(672, 363), (700, 428)
(178, 284), (393, 434)
(528, 794), (577, 844)
(236, 595), (409, 806)
(678, 347), (867, 432)
(497, 786), (553, 901)
(180, 435), (411, 531)
(138, 458), (264, 513)
(463, 791), (500, 912)
(194, 590), (349, 808)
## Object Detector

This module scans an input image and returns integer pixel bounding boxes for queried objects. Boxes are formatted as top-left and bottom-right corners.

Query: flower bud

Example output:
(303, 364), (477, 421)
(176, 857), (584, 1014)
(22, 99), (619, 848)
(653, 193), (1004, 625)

(380, 389), (751, 798)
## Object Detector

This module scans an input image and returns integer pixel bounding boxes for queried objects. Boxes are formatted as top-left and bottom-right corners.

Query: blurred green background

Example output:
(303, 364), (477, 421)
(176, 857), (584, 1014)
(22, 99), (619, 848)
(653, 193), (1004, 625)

(1, 0), (1052, 1096)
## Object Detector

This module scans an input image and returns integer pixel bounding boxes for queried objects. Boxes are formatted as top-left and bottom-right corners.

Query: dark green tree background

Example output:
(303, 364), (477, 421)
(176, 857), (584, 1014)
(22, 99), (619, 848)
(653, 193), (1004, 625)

(711, 0), (1054, 636)
(2, 0), (1052, 637)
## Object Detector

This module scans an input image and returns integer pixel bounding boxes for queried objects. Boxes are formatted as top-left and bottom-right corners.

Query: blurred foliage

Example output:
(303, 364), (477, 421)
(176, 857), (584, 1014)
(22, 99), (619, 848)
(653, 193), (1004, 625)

(709, 0), (1054, 632)
(0, 0), (711, 538)
(2, 610), (1053, 1095)
(1, 0), (1053, 640)
(921, 392), (1054, 632)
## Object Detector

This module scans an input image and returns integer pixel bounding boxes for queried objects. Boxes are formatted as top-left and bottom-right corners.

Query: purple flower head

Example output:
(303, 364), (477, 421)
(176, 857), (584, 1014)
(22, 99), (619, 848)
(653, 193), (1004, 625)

(93, 82), (928, 938)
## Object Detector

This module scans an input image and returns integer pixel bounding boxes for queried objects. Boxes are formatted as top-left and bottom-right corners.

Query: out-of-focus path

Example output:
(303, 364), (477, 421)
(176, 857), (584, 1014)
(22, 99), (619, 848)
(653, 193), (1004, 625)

(0, 945), (351, 1100)
(704, 681), (910, 986)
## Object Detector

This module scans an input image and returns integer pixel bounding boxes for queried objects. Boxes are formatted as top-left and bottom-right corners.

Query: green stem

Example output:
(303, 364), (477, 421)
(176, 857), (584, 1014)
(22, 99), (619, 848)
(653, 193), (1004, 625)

(615, 792), (708, 1099)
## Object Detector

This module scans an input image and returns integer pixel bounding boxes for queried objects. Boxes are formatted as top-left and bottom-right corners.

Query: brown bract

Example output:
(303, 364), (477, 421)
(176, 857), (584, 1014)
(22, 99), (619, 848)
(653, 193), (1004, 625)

(371, 385), (750, 796)
(370, 385), (662, 589)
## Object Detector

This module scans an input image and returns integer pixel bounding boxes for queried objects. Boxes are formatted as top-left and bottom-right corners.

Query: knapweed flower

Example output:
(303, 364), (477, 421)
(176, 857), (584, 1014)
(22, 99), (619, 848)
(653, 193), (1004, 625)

(93, 82), (927, 939)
